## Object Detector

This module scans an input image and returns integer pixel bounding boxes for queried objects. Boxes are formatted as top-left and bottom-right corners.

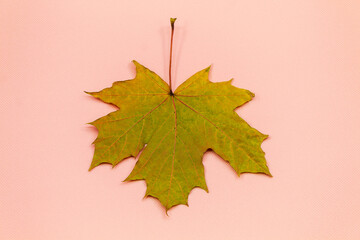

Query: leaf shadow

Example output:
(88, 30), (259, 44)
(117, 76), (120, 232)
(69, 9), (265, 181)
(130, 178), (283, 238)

(85, 124), (98, 137)
(127, 61), (137, 77)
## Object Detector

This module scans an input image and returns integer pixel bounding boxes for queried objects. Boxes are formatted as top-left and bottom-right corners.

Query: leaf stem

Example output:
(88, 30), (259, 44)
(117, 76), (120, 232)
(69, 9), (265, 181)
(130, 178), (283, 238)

(169, 18), (176, 95)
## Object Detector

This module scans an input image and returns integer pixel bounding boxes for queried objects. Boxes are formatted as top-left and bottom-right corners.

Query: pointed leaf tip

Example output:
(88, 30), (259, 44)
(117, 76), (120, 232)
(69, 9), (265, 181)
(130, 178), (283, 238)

(85, 91), (98, 97)
(132, 60), (144, 72)
(246, 90), (255, 98)
(132, 60), (145, 71)
(132, 60), (139, 67)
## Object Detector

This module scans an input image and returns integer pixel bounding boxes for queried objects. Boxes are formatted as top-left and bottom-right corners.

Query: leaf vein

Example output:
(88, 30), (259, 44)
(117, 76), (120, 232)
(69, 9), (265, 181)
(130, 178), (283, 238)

(175, 96), (267, 173)
(95, 96), (169, 158)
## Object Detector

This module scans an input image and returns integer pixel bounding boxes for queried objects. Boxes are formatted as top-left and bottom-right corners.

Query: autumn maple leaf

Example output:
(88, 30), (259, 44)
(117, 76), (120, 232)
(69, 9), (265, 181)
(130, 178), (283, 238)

(86, 18), (271, 211)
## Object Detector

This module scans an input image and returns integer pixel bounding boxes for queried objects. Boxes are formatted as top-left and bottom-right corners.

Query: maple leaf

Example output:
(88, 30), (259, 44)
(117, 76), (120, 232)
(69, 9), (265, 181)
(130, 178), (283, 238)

(86, 18), (271, 211)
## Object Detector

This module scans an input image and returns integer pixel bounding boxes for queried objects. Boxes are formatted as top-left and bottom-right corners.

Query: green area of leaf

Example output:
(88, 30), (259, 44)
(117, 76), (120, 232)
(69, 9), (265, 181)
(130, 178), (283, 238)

(87, 60), (270, 211)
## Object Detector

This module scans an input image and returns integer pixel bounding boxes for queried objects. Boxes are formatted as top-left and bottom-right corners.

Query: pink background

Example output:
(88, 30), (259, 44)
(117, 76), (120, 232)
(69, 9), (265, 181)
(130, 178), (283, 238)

(1, 0), (360, 239)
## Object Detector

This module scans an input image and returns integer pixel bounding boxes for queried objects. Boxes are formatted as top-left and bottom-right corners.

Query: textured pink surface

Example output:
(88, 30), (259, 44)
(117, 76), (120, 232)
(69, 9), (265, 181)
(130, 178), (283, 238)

(1, 1), (360, 239)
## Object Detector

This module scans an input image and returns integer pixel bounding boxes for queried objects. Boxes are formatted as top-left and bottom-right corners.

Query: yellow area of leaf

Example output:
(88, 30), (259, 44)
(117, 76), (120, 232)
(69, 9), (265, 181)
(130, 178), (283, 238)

(87, 61), (271, 211)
